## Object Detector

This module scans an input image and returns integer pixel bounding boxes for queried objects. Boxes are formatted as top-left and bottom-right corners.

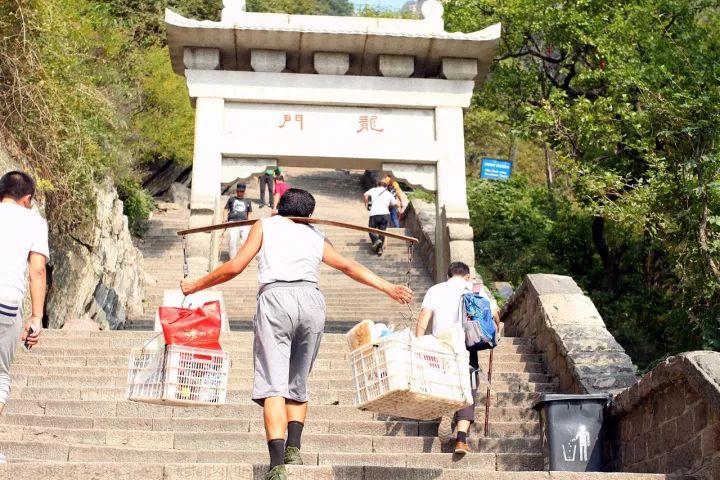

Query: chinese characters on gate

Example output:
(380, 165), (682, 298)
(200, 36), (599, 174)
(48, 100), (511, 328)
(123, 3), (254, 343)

(277, 113), (385, 134)
(278, 114), (304, 130)
(356, 115), (384, 133)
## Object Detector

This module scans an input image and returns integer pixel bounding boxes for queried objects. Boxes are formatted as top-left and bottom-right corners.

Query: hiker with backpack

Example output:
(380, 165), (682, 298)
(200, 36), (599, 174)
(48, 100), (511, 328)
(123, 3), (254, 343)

(181, 188), (413, 480)
(414, 262), (500, 454)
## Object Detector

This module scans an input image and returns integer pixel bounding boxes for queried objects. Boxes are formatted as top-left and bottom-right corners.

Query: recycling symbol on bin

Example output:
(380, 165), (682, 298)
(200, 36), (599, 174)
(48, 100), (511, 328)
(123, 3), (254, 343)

(562, 425), (592, 462)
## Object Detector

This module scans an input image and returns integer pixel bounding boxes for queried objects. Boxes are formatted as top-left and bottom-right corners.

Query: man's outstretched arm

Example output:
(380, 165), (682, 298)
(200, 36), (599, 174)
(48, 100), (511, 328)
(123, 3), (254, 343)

(322, 239), (412, 304)
(181, 221), (263, 294)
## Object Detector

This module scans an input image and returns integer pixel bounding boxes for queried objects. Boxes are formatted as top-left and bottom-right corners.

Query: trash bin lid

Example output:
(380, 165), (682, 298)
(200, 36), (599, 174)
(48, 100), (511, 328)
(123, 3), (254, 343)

(532, 393), (612, 411)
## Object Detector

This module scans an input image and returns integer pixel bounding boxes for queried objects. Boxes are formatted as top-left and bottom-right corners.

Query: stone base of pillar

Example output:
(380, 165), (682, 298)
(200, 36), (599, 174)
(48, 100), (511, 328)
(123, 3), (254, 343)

(436, 202), (476, 282)
(185, 209), (214, 276)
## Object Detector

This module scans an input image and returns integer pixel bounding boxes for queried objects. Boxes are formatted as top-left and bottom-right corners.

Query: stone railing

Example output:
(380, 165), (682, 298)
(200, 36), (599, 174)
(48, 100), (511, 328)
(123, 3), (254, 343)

(501, 274), (637, 394)
(402, 198), (438, 280)
(606, 351), (720, 479)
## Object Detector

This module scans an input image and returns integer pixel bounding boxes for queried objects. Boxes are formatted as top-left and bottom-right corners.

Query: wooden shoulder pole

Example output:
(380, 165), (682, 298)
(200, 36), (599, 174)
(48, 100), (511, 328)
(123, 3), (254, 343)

(177, 217), (419, 244)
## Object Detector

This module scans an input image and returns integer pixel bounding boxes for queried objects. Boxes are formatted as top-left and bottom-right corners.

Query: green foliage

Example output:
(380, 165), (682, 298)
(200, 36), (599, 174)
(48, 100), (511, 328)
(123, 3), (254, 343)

(131, 47), (195, 166)
(407, 189), (436, 204)
(354, 5), (418, 18)
(468, 176), (558, 281)
(117, 178), (154, 236)
(452, 0), (720, 367)
(0, 0), (129, 238)
(247, 0), (353, 15)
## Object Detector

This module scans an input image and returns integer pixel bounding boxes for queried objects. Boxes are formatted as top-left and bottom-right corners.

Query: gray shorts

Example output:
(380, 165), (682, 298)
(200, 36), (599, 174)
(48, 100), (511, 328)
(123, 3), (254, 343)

(252, 281), (325, 405)
(0, 295), (23, 405)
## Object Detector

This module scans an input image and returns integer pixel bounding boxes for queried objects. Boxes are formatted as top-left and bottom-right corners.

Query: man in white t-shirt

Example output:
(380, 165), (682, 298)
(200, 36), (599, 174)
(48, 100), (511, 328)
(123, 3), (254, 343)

(415, 262), (499, 456)
(363, 179), (397, 256)
(0, 171), (47, 463)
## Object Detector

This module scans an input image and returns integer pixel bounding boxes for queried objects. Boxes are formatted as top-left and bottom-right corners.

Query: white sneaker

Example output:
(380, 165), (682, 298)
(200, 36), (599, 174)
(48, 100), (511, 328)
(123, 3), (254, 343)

(0, 453), (7, 464)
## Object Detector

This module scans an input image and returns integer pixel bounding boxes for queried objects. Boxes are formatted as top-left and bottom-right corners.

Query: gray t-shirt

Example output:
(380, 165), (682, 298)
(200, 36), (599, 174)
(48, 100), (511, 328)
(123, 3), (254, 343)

(257, 216), (325, 285)
(225, 197), (252, 221)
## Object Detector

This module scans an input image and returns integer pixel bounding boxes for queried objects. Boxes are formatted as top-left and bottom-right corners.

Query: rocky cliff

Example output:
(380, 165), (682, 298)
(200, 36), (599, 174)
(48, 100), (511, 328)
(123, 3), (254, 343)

(0, 136), (145, 329)
(46, 183), (146, 329)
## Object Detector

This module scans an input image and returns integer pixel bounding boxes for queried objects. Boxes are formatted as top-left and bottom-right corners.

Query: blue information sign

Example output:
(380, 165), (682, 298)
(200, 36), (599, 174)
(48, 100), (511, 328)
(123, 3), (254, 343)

(480, 158), (513, 181)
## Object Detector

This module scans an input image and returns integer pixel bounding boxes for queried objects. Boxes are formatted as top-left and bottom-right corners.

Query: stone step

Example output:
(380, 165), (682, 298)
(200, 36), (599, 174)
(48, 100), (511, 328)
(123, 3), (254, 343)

(9, 368), (554, 389)
(0, 415), (540, 437)
(9, 386), (543, 407)
(0, 463), (671, 480)
(30, 331), (530, 346)
(10, 372), (554, 393)
(19, 354), (546, 375)
(4, 401), (536, 423)
(12, 354), (537, 370)
(15, 356), (540, 373)
(8, 363), (546, 381)
(0, 426), (541, 455)
(28, 339), (536, 358)
(0, 440), (542, 468)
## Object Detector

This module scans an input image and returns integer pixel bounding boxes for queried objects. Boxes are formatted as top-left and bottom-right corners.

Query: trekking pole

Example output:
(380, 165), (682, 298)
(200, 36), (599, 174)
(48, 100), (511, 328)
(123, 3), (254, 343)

(484, 349), (494, 437)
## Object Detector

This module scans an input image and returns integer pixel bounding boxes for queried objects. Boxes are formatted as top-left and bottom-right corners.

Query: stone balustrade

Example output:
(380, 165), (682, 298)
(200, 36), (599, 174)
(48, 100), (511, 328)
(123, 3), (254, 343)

(501, 274), (637, 394)
(606, 351), (720, 479)
(402, 198), (438, 280)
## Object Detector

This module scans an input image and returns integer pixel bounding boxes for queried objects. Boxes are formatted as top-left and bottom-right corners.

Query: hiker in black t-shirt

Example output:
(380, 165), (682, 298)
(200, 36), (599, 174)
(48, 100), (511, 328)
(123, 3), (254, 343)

(224, 183), (253, 258)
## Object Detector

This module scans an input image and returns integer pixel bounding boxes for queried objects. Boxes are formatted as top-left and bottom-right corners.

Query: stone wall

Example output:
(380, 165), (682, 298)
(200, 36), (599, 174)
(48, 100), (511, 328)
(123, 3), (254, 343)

(502, 274), (637, 394)
(403, 198), (437, 280)
(46, 183), (146, 329)
(606, 351), (720, 479)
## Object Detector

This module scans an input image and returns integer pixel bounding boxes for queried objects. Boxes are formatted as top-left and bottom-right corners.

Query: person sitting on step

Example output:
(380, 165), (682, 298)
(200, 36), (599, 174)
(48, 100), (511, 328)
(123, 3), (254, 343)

(181, 188), (413, 480)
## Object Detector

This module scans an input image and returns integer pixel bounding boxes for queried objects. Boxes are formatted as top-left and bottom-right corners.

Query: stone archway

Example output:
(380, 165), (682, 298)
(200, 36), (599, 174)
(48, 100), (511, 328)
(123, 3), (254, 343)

(166, 0), (500, 283)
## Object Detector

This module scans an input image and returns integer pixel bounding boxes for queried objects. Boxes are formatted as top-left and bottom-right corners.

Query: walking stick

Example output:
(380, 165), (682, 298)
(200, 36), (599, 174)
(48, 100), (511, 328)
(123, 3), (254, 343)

(484, 349), (494, 437)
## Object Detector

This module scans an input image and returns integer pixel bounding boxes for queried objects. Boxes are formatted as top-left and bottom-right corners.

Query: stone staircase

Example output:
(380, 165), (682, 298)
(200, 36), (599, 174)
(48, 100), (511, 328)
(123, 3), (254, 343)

(0, 168), (667, 479)
(127, 168), (432, 332)
(1, 330), (666, 479)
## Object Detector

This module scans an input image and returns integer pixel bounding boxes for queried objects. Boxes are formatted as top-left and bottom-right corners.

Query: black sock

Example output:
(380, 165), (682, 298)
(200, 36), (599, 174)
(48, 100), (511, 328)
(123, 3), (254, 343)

(268, 439), (285, 468)
(287, 421), (304, 449)
(456, 431), (468, 443)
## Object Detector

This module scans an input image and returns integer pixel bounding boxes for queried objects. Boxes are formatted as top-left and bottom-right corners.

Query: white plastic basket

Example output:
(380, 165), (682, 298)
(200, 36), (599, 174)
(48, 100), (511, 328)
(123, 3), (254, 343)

(127, 343), (230, 406)
(350, 331), (472, 420)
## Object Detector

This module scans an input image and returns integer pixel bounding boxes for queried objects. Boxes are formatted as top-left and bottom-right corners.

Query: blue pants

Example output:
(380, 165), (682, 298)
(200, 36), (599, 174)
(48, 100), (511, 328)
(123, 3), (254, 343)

(389, 207), (400, 228)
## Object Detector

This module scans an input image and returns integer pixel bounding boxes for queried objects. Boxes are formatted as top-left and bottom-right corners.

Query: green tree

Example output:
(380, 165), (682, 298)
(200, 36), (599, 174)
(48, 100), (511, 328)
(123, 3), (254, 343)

(445, 0), (720, 362)
(247, 0), (353, 15)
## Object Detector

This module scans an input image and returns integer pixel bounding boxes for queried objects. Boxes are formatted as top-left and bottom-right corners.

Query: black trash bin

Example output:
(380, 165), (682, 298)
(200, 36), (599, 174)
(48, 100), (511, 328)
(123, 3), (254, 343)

(532, 394), (612, 472)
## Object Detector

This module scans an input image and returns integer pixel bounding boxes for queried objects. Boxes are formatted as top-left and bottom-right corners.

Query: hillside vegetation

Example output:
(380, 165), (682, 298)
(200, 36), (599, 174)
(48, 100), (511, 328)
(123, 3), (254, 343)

(447, 0), (720, 369)
(0, 0), (717, 368)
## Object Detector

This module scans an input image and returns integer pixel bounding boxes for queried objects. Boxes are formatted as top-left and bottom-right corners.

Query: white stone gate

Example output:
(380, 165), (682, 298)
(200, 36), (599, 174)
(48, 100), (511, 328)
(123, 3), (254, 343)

(166, 0), (500, 283)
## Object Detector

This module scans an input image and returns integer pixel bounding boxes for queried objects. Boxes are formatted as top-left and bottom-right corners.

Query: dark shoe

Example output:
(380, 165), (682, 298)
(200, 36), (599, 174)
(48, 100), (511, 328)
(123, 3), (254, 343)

(264, 465), (288, 480)
(454, 441), (471, 455)
(371, 240), (380, 253)
(377, 244), (384, 256)
(438, 415), (454, 443)
(284, 446), (303, 465)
